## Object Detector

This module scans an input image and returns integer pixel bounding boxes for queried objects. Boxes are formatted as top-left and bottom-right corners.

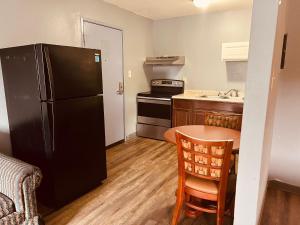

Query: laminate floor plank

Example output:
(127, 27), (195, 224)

(45, 137), (232, 225)
(260, 181), (300, 225)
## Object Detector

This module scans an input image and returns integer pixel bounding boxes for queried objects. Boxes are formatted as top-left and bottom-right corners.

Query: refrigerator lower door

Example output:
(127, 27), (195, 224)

(42, 95), (106, 207)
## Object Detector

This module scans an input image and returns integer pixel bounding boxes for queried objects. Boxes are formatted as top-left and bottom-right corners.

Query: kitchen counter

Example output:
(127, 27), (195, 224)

(172, 90), (244, 104)
(172, 90), (244, 127)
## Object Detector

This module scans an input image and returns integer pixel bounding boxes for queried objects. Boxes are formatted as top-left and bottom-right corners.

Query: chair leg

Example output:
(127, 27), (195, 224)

(235, 154), (239, 175)
(217, 211), (224, 225)
(171, 189), (184, 225)
(217, 203), (225, 225)
(225, 194), (235, 217)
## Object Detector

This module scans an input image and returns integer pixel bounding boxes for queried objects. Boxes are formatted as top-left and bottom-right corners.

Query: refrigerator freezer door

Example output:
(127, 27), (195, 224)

(37, 44), (103, 101)
(41, 96), (107, 207)
(0, 45), (47, 161)
(0, 45), (41, 103)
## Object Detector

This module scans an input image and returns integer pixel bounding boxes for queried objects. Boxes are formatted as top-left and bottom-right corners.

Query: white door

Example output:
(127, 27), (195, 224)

(83, 21), (125, 147)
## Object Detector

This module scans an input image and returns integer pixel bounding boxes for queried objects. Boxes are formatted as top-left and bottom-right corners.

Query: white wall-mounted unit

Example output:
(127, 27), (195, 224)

(222, 42), (249, 61)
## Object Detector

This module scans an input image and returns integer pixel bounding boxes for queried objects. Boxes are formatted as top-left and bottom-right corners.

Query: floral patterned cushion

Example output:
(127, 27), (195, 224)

(205, 113), (242, 130)
(0, 153), (42, 225)
(0, 193), (15, 219)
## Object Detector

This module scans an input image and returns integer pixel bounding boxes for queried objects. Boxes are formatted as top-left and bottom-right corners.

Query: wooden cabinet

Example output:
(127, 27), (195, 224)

(172, 108), (192, 126)
(192, 109), (206, 125)
(172, 99), (243, 127)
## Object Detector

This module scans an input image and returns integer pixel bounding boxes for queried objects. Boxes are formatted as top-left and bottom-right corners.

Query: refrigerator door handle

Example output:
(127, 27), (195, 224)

(43, 46), (55, 100)
(41, 102), (55, 157)
(49, 103), (55, 153)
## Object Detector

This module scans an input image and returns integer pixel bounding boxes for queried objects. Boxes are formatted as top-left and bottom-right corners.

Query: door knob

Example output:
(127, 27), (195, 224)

(116, 82), (124, 95)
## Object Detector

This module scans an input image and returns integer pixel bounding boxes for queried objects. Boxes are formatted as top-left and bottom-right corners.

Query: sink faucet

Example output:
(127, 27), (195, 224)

(223, 89), (239, 97)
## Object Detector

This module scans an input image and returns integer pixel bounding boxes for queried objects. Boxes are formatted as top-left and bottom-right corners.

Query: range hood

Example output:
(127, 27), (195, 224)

(144, 56), (185, 65)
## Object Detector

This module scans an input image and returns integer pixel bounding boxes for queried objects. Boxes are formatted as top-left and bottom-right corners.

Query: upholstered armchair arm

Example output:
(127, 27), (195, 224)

(0, 153), (42, 221)
(24, 216), (43, 225)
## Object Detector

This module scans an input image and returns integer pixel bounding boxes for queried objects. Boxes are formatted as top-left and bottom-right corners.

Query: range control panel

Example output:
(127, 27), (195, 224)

(151, 79), (184, 87)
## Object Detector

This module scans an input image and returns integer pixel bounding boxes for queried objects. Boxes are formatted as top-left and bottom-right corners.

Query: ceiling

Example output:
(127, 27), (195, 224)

(103, 0), (253, 20)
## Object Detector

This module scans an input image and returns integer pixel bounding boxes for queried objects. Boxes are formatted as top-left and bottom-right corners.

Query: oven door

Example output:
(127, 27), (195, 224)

(137, 97), (171, 127)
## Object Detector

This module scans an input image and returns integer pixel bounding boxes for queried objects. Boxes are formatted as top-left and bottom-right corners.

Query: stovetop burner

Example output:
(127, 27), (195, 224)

(137, 79), (185, 99)
(137, 92), (174, 99)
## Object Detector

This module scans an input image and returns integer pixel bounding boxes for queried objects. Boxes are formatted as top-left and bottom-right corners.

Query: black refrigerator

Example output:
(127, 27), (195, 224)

(0, 44), (107, 208)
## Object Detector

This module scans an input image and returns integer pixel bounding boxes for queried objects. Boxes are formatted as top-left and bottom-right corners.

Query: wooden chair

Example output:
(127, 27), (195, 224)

(205, 111), (242, 174)
(171, 131), (234, 225)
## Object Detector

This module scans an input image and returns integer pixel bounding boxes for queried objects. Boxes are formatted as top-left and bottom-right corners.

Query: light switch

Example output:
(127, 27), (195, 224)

(128, 70), (132, 78)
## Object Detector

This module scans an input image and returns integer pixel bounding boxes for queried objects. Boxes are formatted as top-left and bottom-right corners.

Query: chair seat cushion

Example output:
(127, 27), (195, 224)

(185, 175), (218, 195)
(0, 193), (15, 219)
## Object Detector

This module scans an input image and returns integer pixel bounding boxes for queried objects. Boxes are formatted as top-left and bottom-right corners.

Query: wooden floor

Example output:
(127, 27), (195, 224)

(260, 181), (300, 225)
(44, 137), (233, 225)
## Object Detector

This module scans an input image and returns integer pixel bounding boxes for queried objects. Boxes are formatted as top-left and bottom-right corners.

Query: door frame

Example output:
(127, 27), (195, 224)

(80, 17), (126, 145)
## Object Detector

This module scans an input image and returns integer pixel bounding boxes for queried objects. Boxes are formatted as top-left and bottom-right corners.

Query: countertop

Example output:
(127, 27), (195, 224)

(172, 90), (244, 104)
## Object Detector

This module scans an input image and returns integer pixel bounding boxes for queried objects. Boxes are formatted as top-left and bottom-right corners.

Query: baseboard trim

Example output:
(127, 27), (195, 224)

(125, 132), (137, 141)
(268, 180), (300, 195)
(106, 139), (125, 150)
(258, 180), (300, 225)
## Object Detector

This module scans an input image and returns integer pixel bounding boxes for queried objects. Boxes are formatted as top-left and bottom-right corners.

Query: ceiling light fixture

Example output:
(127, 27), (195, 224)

(193, 0), (210, 8)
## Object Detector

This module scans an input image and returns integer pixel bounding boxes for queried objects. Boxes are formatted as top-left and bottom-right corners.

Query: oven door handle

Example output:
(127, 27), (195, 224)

(137, 96), (171, 101)
(137, 97), (171, 105)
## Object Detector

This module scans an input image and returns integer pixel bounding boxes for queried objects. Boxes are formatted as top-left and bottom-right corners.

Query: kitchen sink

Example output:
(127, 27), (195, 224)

(198, 95), (230, 99)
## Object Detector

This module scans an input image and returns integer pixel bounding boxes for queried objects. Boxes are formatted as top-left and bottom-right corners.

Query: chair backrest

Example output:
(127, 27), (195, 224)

(204, 112), (242, 131)
(175, 131), (233, 183)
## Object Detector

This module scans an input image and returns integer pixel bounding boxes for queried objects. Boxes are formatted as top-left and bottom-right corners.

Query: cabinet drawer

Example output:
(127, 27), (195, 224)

(173, 99), (193, 109)
(193, 101), (243, 113)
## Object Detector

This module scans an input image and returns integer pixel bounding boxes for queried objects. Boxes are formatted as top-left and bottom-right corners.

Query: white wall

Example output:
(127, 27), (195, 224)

(153, 9), (252, 91)
(270, 0), (300, 187)
(0, 0), (154, 155)
(234, 0), (279, 225)
(270, 74), (300, 186)
(271, 74), (300, 186)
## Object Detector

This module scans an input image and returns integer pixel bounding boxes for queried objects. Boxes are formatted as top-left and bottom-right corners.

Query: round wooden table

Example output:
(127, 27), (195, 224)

(164, 125), (241, 151)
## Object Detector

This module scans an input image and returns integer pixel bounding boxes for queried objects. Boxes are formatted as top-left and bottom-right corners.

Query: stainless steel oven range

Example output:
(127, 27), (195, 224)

(137, 79), (184, 140)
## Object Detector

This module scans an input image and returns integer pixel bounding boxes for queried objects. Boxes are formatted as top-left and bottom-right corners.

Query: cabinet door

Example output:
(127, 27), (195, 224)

(192, 110), (206, 125)
(172, 109), (192, 127)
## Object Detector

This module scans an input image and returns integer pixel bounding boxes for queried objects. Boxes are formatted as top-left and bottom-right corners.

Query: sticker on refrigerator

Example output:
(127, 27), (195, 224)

(95, 54), (100, 63)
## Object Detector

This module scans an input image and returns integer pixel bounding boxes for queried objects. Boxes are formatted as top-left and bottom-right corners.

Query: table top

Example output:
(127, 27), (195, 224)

(164, 125), (241, 151)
